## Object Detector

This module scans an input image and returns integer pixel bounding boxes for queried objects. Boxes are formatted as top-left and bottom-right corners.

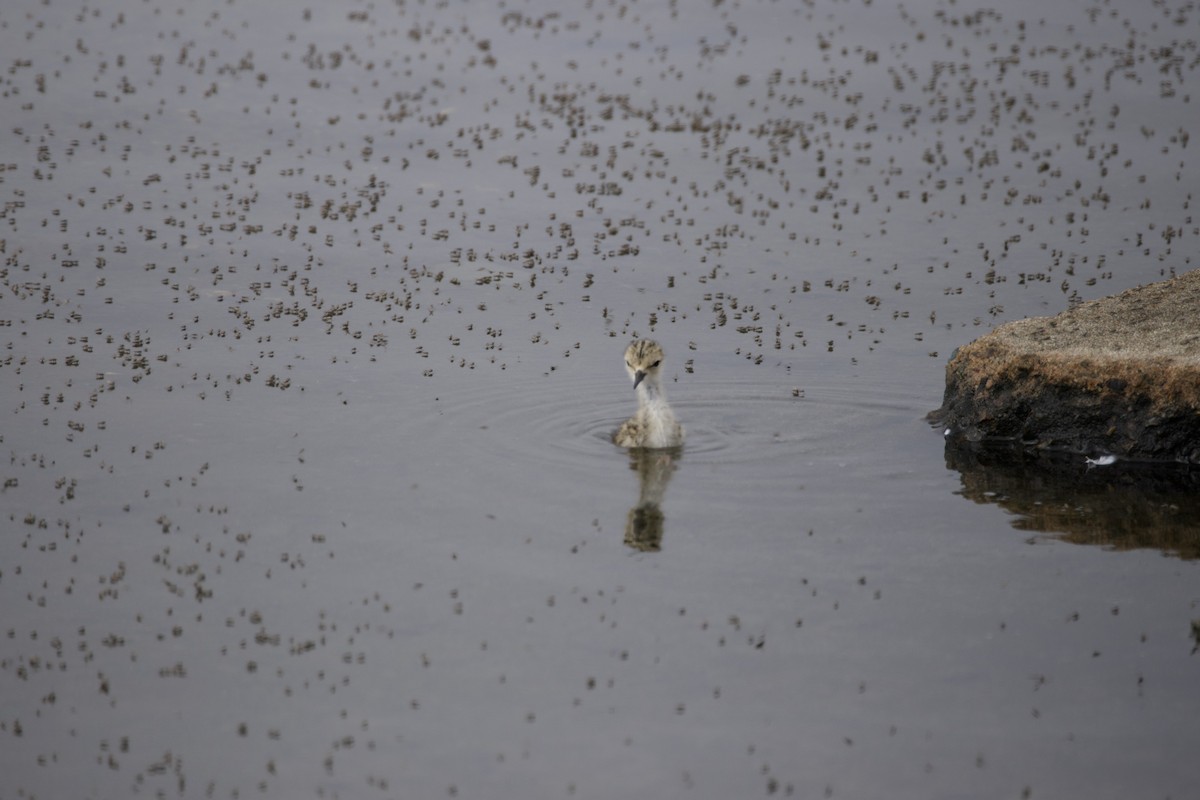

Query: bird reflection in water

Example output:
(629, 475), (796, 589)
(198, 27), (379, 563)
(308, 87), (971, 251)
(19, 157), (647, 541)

(622, 446), (682, 552)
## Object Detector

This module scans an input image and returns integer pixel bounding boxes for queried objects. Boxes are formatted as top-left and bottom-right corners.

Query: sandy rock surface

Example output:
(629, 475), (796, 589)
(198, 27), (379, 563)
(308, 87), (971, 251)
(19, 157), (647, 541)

(934, 270), (1200, 463)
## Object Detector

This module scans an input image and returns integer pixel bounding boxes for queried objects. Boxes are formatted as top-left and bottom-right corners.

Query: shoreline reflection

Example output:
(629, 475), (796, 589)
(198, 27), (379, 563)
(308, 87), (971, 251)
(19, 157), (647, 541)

(943, 442), (1200, 560)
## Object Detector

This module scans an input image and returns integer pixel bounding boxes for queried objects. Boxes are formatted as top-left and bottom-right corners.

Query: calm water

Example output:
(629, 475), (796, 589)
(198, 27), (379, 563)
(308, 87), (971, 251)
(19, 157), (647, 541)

(2, 0), (1198, 797)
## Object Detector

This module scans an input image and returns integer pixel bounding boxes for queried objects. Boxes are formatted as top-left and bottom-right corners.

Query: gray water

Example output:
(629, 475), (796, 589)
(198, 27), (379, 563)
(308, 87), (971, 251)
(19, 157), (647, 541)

(2, 0), (1198, 797)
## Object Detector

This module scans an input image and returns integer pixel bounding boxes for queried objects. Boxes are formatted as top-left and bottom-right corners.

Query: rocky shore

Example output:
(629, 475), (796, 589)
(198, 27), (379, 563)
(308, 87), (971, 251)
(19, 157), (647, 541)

(932, 270), (1200, 464)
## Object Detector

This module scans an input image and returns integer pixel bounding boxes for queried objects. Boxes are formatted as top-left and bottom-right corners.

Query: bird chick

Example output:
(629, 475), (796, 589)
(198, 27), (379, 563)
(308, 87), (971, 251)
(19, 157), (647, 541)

(613, 339), (684, 449)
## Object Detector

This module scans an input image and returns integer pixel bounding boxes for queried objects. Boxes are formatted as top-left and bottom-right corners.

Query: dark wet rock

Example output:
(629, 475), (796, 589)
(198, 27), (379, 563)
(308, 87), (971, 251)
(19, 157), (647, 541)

(932, 270), (1200, 464)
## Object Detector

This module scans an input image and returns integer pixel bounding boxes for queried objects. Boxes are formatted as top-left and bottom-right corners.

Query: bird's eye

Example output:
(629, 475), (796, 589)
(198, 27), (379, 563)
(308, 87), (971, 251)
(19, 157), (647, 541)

(651, 360), (661, 368)
(625, 361), (632, 368)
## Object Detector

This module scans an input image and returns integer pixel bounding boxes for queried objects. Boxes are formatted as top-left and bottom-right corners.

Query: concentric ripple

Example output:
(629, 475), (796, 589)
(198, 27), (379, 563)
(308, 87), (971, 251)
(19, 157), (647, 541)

(415, 372), (925, 475)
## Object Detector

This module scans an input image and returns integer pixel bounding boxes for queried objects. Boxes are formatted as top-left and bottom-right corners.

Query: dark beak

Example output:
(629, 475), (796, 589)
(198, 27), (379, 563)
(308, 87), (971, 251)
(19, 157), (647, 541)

(632, 370), (646, 390)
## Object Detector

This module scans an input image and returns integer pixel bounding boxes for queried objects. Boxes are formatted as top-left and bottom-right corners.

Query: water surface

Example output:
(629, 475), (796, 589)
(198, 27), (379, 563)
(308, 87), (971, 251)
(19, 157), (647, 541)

(2, 0), (1198, 797)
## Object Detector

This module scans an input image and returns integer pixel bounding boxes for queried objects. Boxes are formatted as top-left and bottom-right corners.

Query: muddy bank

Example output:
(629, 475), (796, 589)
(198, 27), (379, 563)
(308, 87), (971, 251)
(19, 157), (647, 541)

(933, 270), (1200, 463)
